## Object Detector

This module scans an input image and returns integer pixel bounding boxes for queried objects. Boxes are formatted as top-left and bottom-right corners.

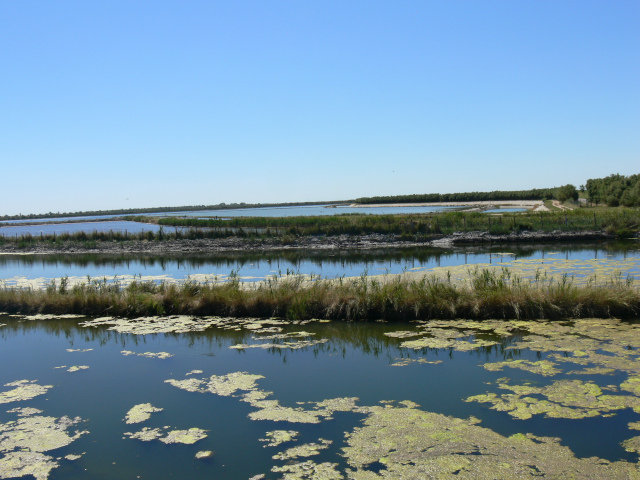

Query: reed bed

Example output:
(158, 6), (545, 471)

(1, 268), (638, 321)
(1, 209), (638, 248)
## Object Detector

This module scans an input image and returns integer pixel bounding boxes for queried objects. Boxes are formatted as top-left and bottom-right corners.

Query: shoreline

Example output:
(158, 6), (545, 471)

(0, 230), (618, 255)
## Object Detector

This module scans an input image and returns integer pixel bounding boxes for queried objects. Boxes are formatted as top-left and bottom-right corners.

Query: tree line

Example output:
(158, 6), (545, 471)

(355, 187), (577, 204)
(586, 173), (640, 207)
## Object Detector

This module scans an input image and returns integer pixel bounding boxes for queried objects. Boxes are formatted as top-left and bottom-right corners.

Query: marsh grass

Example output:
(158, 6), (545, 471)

(1, 209), (638, 248)
(1, 268), (638, 321)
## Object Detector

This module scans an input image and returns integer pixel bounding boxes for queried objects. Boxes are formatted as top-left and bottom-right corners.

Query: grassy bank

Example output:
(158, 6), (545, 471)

(1, 209), (637, 250)
(1, 268), (638, 321)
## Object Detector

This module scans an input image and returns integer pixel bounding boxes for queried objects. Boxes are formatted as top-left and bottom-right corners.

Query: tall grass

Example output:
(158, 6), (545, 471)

(1, 209), (637, 249)
(1, 268), (638, 321)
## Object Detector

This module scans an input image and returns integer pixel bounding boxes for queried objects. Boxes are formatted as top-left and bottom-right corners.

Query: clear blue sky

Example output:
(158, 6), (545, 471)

(1, 1), (638, 215)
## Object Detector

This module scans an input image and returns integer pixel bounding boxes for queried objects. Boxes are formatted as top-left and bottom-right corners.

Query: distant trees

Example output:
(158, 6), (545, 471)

(556, 184), (578, 202)
(586, 174), (640, 207)
(356, 188), (562, 205)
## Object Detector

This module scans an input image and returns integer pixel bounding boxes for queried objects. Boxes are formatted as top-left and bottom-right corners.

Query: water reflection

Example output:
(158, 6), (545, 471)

(1, 241), (637, 284)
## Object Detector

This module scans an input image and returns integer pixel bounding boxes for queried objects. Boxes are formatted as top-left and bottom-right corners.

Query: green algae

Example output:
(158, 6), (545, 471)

(160, 428), (208, 445)
(273, 439), (332, 460)
(195, 450), (213, 459)
(260, 430), (299, 447)
(124, 427), (164, 442)
(121, 350), (174, 359)
(466, 379), (640, 420)
(389, 358), (442, 367)
(230, 339), (328, 351)
(0, 415), (88, 480)
(0, 380), (53, 405)
(66, 366), (89, 373)
(341, 404), (640, 479)
(6, 408), (43, 417)
(482, 359), (561, 377)
(124, 403), (163, 424)
(271, 460), (343, 480)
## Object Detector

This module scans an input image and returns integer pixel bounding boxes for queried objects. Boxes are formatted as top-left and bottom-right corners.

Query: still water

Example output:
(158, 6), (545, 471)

(1, 315), (639, 479)
(1, 242), (639, 288)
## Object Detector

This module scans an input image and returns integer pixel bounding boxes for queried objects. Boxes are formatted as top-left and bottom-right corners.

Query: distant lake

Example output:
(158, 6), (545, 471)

(0, 221), (163, 237)
(1, 204), (467, 225)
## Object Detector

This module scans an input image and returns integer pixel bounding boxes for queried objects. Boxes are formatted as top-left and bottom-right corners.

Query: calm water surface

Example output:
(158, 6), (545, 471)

(0, 316), (638, 479)
(1, 242), (638, 287)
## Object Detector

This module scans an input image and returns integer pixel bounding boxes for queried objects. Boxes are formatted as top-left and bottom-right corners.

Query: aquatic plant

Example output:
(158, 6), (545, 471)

(2, 264), (639, 321)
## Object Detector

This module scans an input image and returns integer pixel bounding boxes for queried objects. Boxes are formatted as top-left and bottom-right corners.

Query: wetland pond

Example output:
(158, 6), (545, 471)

(2, 315), (640, 479)
(1, 242), (639, 289)
(2, 241), (640, 478)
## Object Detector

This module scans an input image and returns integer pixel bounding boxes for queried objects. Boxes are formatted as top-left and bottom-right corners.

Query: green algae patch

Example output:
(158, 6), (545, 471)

(230, 339), (328, 351)
(121, 350), (174, 359)
(482, 360), (561, 377)
(389, 358), (443, 367)
(341, 405), (640, 479)
(124, 403), (163, 424)
(0, 415), (88, 480)
(273, 439), (332, 460)
(466, 379), (640, 420)
(124, 427), (164, 442)
(6, 408), (43, 417)
(160, 428), (208, 445)
(195, 450), (213, 459)
(271, 460), (343, 480)
(260, 430), (299, 447)
(66, 366), (89, 373)
(0, 380), (53, 405)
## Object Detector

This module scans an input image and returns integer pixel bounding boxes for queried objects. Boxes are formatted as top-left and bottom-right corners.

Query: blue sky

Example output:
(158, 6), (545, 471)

(1, 1), (638, 215)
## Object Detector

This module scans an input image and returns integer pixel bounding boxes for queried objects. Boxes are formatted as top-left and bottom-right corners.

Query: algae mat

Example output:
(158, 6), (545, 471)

(2, 314), (640, 478)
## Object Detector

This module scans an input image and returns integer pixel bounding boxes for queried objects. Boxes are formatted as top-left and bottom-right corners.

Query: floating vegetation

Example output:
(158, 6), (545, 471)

(0, 380), (53, 405)
(66, 348), (93, 353)
(383, 331), (422, 339)
(389, 358), (443, 367)
(160, 428), (208, 445)
(121, 350), (174, 359)
(124, 427), (164, 442)
(66, 366), (89, 373)
(5, 407), (43, 417)
(260, 430), (299, 447)
(166, 372), (362, 424)
(124, 403), (163, 424)
(466, 379), (640, 420)
(230, 339), (328, 351)
(482, 359), (561, 377)
(186, 370), (203, 376)
(0, 414), (88, 480)
(272, 439), (332, 460)
(195, 450), (213, 459)
(270, 460), (343, 480)
(20, 314), (85, 321)
(341, 403), (639, 478)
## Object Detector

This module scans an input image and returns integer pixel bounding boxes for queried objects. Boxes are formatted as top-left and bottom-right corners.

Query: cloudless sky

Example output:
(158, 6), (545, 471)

(1, 1), (638, 215)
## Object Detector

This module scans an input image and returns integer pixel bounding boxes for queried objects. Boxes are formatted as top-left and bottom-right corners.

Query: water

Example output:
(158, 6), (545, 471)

(0, 315), (639, 479)
(0, 203), (466, 226)
(1, 242), (638, 288)
(0, 221), (164, 237)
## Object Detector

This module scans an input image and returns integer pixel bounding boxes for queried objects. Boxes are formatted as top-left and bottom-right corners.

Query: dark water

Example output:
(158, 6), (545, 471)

(1, 242), (638, 286)
(0, 316), (637, 479)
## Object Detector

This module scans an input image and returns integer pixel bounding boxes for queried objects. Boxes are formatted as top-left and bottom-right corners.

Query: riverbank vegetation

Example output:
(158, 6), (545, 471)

(0, 209), (637, 250)
(355, 187), (567, 204)
(0, 267), (638, 320)
(587, 173), (640, 207)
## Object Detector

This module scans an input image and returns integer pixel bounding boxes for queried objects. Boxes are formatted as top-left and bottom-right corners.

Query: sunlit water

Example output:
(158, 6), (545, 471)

(1, 316), (639, 479)
(1, 242), (638, 288)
